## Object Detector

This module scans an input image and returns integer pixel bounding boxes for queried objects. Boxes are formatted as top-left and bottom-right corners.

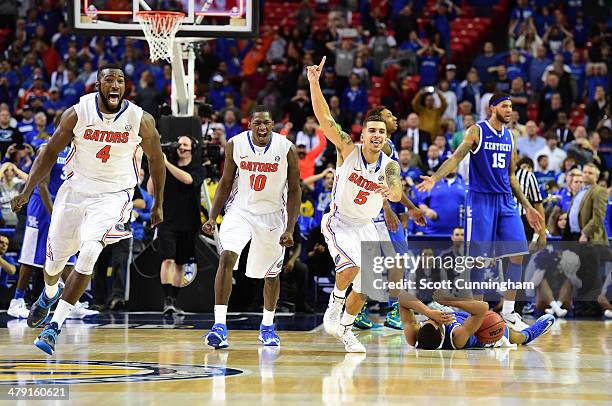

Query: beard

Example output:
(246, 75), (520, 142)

(496, 110), (510, 124)
(100, 93), (124, 113)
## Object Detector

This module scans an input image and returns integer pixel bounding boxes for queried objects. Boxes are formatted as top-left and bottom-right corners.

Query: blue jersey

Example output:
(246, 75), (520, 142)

(374, 139), (404, 222)
(469, 120), (513, 194)
(441, 311), (503, 349)
(32, 145), (72, 199)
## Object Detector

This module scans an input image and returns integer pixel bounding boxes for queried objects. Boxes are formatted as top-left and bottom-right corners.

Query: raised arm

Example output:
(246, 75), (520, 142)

(508, 136), (543, 233)
(202, 140), (238, 235)
(139, 111), (165, 226)
(279, 145), (301, 248)
(436, 297), (488, 349)
(307, 57), (355, 160)
(416, 124), (478, 192)
(11, 107), (75, 212)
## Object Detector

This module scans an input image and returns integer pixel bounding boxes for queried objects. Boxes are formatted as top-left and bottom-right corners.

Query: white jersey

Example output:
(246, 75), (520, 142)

(330, 144), (394, 222)
(227, 131), (292, 215)
(67, 92), (144, 193)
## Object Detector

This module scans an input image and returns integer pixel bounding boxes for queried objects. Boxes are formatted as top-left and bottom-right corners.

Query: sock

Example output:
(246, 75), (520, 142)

(506, 262), (523, 283)
(214, 305), (228, 325)
(171, 286), (180, 299)
(14, 288), (25, 300)
(50, 299), (74, 329)
(388, 296), (398, 307)
(502, 300), (515, 315)
(550, 301), (562, 312)
(262, 309), (275, 326)
(162, 284), (172, 299)
(340, 311), (357, 327)
(333, 286), (347, 299)
(45, 282), (59, 300)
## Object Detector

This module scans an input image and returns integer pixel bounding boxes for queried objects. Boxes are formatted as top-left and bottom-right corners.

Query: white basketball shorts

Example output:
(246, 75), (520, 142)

(218, 206), (286, 279)
(46, 182), (133, 262)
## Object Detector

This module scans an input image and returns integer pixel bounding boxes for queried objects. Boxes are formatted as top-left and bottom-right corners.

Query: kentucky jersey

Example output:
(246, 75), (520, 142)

(68, 92), (144, 193)
(227, 131), (292, 215)
(331, 144), (394, 221)
(32, 144), (72, 199)
(441, 311), (510, 349)
(469, 120), (513, 194)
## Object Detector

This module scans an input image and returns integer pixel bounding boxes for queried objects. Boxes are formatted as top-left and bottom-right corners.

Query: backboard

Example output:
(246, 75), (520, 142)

(67, 0), (260, 39)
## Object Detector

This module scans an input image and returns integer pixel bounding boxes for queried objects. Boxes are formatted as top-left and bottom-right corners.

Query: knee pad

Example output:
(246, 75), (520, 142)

(75, 241), (104, 276)
(45, 258), (68, 276)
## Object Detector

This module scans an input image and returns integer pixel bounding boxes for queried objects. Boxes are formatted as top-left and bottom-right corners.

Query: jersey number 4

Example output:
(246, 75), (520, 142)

(249, 174), (267, 191)
(492, 152), (506, 168)
(96, 145), (111, 163)
(354, 190), (369, 205)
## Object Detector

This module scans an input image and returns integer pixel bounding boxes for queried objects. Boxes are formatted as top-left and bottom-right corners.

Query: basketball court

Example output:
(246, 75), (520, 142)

(0, 314), (610, 404)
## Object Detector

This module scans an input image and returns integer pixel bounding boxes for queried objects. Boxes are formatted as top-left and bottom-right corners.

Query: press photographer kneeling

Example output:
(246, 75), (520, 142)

(148, 135), (205, 315)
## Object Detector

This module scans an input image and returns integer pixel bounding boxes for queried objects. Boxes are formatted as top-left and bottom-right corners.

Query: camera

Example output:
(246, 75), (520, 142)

(160, 141), (180, 162)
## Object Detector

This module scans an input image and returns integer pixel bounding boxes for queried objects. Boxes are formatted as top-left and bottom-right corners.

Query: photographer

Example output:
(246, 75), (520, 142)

(148, 136), (205, 315)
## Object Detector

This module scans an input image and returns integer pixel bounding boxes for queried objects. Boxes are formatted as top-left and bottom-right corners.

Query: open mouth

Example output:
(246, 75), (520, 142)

(109, 92), (120, 104)
(372, 139), (382, 147)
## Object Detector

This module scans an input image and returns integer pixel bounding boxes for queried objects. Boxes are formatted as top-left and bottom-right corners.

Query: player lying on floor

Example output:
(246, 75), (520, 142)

(398, 292), (555, 350)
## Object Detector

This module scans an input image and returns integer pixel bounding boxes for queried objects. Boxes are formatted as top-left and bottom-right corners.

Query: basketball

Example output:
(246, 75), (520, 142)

(475, 311), (506, 344)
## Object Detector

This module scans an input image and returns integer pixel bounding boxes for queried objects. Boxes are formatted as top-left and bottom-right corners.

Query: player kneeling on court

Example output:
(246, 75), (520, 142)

(202, 106), (301, 349)
(398, 292), (555, 350)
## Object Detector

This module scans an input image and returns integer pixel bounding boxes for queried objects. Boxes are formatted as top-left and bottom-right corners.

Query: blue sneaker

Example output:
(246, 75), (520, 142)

(205, 323), (229, 349)
(34, 322), (61, 355)
(28, 283), (64, 328)
(353, 304), (381, 330)
(521, 314), (555, 345)
(384, 302), (404, 330)
(259, 324), (281, 346)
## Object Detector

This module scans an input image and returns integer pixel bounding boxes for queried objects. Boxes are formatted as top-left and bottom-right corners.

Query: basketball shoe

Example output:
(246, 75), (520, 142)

(502, 311), (530, 331)
(205, 323), (229, 349)
(384, 302), (403, 330)
(28, 283), (64, 328)
(323, 293), (345, 335)
(354, 304), (380, 330)
(544, 301), (568, 318)
(68, 302), (100, 319)
(521, 314), (555, 345)
(336, 323), (366, 353)
(605, 309), (612, 319)
(34, 322), (61, 355)
(258, 324), (281, 346)
(7, 298), (29, 319)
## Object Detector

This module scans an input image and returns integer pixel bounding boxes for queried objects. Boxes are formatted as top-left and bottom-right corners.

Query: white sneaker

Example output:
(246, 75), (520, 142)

(336, 324), (366, 353)
(502, 311), (530, 331)
(7, 298), (29, 318)
(551, 301), (568, 318)
(68, 302), (100, 319)
(323, 294), (345, 336)
(604, 309), (612, 319)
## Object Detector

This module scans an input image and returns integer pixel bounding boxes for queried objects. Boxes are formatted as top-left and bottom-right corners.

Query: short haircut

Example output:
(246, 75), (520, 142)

(537, 154), (548, 162)
(251, 105), (272, 116)
(545, 131), (558, 141)
(583, 162), (600, 176)
(97, 63), (125, 80)
(517, 157), (534, 169)
(416, 323), (443, 350)
(489, 92), (511, 107)
(363, 114), (385, 126)
(366, 106), (387, 118)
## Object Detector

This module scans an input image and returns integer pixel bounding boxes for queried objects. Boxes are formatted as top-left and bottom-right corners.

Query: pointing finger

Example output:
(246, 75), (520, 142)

(318, 56), (326, 71)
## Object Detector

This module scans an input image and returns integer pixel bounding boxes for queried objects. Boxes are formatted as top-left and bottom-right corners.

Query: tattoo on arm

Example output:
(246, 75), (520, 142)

(327, 119), (353, 146)
(385, 161), (403, 200)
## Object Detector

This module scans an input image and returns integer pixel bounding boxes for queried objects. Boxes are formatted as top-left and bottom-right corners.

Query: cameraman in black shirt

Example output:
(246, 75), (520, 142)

(148, 135), (205, 315)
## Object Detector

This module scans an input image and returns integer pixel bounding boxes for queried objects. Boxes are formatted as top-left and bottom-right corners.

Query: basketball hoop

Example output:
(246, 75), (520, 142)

(136, 11), (185, 63)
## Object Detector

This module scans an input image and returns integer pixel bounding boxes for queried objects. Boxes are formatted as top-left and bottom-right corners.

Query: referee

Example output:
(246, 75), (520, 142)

(515, 157), (547, 250)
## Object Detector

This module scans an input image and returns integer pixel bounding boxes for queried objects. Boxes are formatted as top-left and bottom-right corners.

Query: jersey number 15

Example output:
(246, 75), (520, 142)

(492, 152), (506, 169)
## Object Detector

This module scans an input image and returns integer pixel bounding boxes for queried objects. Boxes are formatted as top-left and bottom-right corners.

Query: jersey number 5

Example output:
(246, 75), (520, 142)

(354, 190), (369, 205)
(249, 174), (267, 191)
(96, 145), (111, 163)
(492, 152), (506, 168)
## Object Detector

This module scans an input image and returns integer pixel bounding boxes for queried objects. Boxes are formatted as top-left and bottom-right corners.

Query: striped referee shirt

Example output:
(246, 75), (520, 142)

(515, 168), (543, 215)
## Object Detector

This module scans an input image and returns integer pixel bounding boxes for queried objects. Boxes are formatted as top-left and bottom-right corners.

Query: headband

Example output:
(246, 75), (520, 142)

(490, 96), (511, 107)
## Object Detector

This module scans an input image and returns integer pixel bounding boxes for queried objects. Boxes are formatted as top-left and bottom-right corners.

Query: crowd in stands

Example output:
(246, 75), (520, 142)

(0, 0), (609, 315)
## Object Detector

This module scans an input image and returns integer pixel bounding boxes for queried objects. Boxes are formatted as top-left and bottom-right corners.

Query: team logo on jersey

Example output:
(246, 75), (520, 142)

(115, 223), (126, 232)
(334, 254), (341, 265)
(0, 360), (245, 385)
(274, 155), (280, 162)
(378, 175), (384, 181)
(276, 260), (283, 268)
(125, 124), (132, 131)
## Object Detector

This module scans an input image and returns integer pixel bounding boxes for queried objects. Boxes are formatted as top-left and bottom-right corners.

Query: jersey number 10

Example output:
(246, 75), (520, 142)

(492, 152), (506, 169)
(249, 174), (267, 191)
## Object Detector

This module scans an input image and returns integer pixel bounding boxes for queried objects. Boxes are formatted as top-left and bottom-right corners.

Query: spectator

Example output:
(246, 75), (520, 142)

(222, 110), (242, 141)
(556, 166), (581, 212)
(43, 87), (65, 119)
(451, 113), (475, 151)
(326, 37), (359, 84)
(341, 73), (368, 122)
(586, 85), (608, 132)
(459, 68), (483, 110)
(433, 133), (451, 161)
(565, 127), (595, 166)
(393, 5), (418, 45)
(411, 88), (447, 138)
(351, 55), (370, 87)
(547, 210), (568, 237)
(515, 19), (543, 57)
(403, 112), (432, 160)
(444, 64), (461, 99)
(24, 112), (52, 149)
(517, 120), (546, 161)
(281, 226), (313, 313)
(539, 92), (565, 130)
(297, 129), (326, 180)
(368, 23), (397, 74)
(586, 63), (609, 102)
(542, 24), (573, 56)
(303, 167), (334, 228)
(455, 100), (476, 132)
(60, 69), (85, 108)
(490, 65), (511, 93)
(134, 71), (164, 118)
(535, 131), (567, 173)
(417, 168), (466, 235)
(320, 68), (343, 101)
(256, 79), (282, 121)
(508, 111), (527, 139)
(473, 42), (497, 84)
(0, 110), (22, 157)
(0, 162), (27, 226)
(328, 95), (351, 132)
(535, 155), (556, 188)
(416, 43), (445, 86)
(569, 50), (586, 100)
(0, 234), (16, 294)
(296, 117), (322, 156)
(398, 148), (423, 184)
(438, 79), (457, 120)
(509, 77), (529, 123)
(552, 112), (574, 147)
(284, 88), (313, 132)
(424, 144), (442, 175)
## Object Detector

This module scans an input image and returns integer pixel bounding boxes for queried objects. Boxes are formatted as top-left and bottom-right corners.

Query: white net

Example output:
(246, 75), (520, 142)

(136, 11), (185, 63)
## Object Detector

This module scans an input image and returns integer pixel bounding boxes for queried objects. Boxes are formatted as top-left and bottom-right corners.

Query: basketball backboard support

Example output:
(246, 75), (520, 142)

(67, 0), (260, 39)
